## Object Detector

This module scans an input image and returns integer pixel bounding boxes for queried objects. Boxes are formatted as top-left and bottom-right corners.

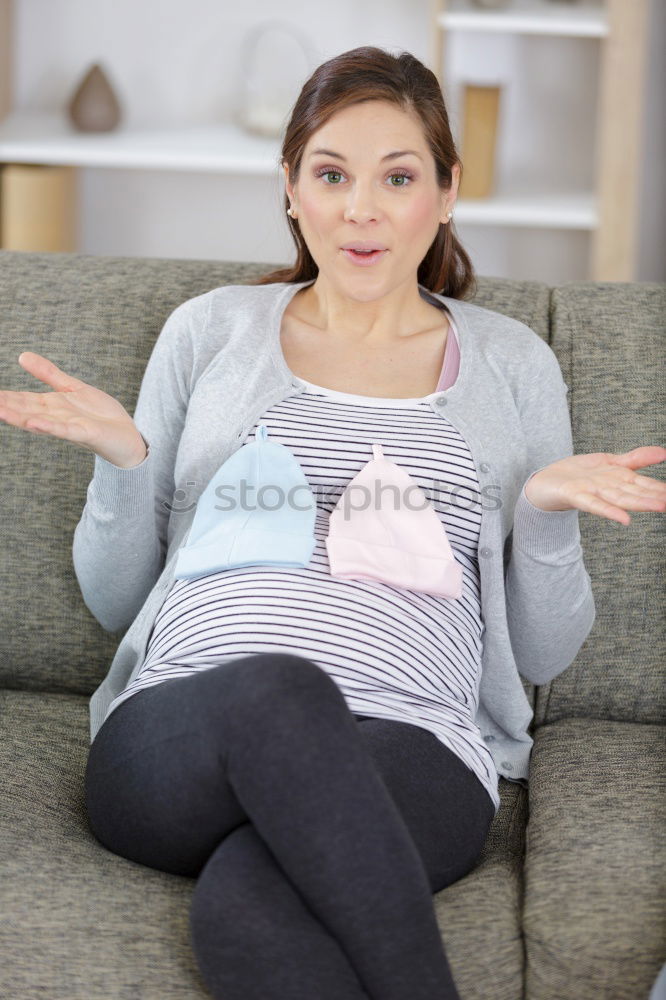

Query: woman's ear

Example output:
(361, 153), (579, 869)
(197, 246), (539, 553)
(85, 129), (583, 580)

(283, 162), (294, 204)
(450, 162), (461, 200)
(441, 163), (460, 223)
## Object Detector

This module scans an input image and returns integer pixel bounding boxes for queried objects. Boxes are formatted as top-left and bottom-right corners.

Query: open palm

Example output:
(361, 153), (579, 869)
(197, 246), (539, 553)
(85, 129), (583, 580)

(525, 446), (666, 525)
(0, 351), (146, 468)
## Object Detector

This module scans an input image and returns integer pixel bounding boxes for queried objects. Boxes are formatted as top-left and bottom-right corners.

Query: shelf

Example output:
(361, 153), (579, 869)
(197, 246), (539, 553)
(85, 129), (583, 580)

(455, 190), (596, 228)
(0, 111), (595, 230)
(439, 0), (608, 38)
(0, 111), (282, 174)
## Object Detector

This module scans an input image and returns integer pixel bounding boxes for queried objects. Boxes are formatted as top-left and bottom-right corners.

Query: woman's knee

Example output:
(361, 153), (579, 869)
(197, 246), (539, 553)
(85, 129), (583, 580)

(219, 652), (348, 718)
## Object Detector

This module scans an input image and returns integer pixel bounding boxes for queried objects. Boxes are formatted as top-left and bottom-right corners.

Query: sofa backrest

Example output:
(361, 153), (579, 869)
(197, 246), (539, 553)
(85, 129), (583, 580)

(0, 252), (275, 700)
(0, 252), (662, 729)
(538, 282), (665, 729)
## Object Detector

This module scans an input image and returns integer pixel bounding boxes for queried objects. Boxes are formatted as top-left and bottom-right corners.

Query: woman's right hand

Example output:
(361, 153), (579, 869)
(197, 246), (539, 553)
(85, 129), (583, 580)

(0, 352), (148, 469)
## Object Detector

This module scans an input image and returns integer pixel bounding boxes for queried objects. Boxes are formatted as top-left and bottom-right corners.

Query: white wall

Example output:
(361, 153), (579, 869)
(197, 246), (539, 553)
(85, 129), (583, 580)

(11, 0), (665, 282)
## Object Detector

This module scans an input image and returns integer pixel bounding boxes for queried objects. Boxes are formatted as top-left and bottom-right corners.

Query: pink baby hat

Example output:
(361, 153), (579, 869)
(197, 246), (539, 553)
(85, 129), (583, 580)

(325, 443), (463, 599)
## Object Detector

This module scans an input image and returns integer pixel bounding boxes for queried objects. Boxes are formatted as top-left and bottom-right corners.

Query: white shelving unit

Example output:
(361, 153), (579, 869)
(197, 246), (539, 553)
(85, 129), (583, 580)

(428, 0), (650, 280)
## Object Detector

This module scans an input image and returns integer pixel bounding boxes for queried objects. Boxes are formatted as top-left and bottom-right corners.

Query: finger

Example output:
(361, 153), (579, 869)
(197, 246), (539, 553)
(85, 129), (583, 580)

(24, 419), (67, 439)
(0, 395), (58, 425)
(0, 398), (36, 426)
(17, 352), (86, 393)
(574, 490), (631, 525)
(608, 445), (666, 470)
(0, 403), (89, 446)
(607, 477), (666, 499)
(0, 390), (50, 417)
(602, 486), (666, 512)
(631, 473), (666, 492)
(0, 411), (59, 438)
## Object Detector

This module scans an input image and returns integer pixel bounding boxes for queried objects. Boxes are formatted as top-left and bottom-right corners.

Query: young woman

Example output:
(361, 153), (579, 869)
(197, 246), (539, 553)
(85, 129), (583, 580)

(1, 46), (664, 1000)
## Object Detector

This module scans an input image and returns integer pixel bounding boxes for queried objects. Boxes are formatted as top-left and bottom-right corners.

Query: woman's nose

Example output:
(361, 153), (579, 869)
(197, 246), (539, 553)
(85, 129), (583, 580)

(344, 183), (381, 223)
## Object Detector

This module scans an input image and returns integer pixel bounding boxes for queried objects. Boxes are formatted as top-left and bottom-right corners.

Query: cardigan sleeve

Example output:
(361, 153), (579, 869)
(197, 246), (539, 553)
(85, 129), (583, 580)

(504, 334), (596, 685)
(71, 295), (205, 632)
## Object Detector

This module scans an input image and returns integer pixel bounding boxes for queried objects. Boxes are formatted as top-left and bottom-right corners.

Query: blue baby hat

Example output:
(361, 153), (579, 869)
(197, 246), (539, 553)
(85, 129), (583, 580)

(174, 424), (317, 580)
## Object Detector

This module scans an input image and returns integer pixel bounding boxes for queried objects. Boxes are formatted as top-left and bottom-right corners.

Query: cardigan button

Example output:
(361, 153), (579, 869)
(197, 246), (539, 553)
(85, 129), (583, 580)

(480, 462), (490, 473)
(436, 396), (447, 407)
(484, 735), (496, 743)
(501, 761), (513, 771)
(480, 547), (492, 558)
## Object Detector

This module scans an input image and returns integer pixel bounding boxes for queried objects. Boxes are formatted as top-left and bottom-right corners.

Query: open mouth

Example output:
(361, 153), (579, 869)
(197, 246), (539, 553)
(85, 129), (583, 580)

(342, 248), (388, 265)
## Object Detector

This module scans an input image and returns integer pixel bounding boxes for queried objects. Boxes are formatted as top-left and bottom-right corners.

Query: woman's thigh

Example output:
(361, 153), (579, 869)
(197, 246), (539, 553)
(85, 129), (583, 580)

(85, 663), (254, 876)
(353, 715), (495, 893)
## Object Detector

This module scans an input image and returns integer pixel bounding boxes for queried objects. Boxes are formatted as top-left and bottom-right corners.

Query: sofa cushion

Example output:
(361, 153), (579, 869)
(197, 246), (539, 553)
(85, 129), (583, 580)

(0, 688), (213, 998)
(1, 687), (529, 998)
(523, 717), (666, 999)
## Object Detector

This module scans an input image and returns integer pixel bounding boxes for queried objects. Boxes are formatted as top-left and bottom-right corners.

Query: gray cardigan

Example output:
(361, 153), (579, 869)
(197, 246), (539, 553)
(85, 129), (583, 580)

(73, 278), (596, 790)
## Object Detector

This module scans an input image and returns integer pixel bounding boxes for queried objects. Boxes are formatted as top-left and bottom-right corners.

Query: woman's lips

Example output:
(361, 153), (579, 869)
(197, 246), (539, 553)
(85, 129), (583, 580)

(342, 248), (388, 267)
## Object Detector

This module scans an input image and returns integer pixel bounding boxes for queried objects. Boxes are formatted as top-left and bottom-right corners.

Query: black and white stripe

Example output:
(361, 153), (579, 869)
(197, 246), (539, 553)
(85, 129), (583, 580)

(106, 380), (500, 814)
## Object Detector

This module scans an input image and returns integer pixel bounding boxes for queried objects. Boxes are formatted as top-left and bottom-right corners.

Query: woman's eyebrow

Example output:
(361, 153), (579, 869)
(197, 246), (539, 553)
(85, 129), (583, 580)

(308, 149), (423, 162)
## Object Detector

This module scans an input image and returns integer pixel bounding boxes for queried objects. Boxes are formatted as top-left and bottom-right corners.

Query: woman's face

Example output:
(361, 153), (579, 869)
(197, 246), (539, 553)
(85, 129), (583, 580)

(283, 100), (459, 296)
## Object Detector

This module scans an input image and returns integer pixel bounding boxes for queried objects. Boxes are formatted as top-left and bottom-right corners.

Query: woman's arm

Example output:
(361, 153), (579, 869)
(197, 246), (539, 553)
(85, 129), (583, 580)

(72, 295), (205, 632)
(503, 335), (596, 686)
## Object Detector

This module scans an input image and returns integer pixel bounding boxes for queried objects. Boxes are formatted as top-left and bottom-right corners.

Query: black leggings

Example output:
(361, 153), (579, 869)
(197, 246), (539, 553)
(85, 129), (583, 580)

(84, 653), (495, 1000)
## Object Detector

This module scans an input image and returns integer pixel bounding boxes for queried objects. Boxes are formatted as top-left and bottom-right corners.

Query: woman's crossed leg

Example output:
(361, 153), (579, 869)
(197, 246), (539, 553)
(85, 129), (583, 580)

(84, 653), (495, 1000)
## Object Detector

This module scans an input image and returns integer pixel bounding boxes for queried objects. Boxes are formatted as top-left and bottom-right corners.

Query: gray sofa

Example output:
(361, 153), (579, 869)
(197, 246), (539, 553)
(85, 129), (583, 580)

(1, 249), (664, 1000)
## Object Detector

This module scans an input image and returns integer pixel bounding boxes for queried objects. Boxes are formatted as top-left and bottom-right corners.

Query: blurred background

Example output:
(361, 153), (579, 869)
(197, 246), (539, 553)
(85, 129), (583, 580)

(0, 0), (663, 283)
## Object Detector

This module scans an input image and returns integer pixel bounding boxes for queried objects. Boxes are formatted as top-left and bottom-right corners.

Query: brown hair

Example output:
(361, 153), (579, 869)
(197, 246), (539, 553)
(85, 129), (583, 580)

(247, 45), (476, 300)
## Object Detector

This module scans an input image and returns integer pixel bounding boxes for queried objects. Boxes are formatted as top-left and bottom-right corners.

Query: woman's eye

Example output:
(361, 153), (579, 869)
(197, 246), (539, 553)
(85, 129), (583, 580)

(319, 170), (343, 184)
(388, 172), (412, 186)
(314, 168), (413, 187)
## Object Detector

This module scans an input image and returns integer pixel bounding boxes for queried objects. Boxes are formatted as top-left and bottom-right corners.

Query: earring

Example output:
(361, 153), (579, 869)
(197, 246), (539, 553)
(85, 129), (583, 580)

(447, 211), (453, 220)
(287, 206), (297, 219)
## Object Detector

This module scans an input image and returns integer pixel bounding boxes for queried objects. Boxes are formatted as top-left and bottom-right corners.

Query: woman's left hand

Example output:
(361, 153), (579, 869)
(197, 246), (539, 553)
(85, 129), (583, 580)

(524, 445), (666, 525)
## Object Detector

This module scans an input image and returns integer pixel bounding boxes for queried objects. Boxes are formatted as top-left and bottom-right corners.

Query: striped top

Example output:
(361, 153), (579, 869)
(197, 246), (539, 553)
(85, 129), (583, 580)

(104, 315), (500, 814)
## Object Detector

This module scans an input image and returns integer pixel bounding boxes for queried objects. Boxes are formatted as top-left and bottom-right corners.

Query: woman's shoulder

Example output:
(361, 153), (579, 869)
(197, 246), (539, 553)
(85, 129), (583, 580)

(169, 280), (286, 314)
(194, 280), (293, 326)
(437, 294), (550, 362)
(434, 293), (567, 393)
(205, 279), (289, 304)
